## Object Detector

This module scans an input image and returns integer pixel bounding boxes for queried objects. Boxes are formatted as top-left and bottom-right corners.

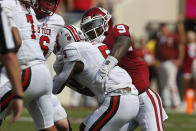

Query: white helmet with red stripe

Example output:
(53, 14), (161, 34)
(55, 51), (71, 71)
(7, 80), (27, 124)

(56, 25), (85, 50)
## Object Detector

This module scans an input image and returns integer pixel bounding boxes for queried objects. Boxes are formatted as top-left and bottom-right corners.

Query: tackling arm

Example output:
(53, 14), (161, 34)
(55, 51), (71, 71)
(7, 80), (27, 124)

(99, 35), (131, 76)
(110, 35), (131, 61)
(12, 27), (21, 49)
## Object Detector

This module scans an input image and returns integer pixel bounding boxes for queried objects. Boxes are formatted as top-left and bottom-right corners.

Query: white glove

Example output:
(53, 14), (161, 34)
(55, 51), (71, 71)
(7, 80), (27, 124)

(95, 55), (118, 90)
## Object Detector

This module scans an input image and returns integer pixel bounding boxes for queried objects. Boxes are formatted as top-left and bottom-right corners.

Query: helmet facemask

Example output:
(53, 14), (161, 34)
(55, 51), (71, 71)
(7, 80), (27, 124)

(80, 7), (112, 42)
(33, 0), (59, 16)
(81, 17), (107, 42)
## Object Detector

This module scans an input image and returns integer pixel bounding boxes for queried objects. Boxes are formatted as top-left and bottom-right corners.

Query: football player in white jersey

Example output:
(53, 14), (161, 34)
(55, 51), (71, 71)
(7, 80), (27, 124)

(53, 25), (139, 131)
(32, 0), (70, 130)
(0, 0), (57, 130)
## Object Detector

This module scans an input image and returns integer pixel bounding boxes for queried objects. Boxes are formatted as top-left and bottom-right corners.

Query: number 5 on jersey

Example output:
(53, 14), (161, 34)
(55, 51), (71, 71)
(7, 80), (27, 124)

(98, 45), (110, 59)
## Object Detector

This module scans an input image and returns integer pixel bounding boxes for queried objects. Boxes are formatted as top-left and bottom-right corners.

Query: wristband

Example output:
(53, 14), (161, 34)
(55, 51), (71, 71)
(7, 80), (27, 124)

(100, 55), (118, 74)
(13, 95), (24, 100)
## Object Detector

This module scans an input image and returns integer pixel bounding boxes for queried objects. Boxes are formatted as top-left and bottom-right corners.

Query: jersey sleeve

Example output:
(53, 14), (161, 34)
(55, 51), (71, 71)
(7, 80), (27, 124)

(1, 0), (17, 27)
(0, 8), (16, 54)
(62, 45), (82, 63)
(53, 61), (76, 94)
(111, 24), (131, 38)
(53, 45), (80, 94)
(58, 15), (65, 26)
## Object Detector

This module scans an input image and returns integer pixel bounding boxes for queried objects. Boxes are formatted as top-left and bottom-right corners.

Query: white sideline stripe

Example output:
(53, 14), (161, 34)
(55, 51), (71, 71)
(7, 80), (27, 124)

(17, 117), (84, 123)
(18, 117), (33, 122)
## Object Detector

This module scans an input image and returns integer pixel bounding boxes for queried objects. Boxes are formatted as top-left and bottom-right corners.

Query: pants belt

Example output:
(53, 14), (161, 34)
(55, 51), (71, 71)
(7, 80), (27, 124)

(106, 87), (132, 96)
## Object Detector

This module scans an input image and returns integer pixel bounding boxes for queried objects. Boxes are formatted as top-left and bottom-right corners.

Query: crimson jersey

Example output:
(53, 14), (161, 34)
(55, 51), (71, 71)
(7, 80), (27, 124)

(104, 24), (150, 93)
(182, 43), (196, 74)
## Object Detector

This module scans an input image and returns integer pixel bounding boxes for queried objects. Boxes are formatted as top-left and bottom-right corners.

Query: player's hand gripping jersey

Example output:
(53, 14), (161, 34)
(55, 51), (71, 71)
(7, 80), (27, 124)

(1, 0), (45, 68)
(104, 24), (150, 93)
(37, 14), (65, 58)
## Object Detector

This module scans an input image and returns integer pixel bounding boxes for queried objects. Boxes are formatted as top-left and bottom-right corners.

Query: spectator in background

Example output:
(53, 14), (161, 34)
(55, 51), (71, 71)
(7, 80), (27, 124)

(155, 23), (184, 110)
(136, 37), (155, 82)
(181, 31), (196, 111)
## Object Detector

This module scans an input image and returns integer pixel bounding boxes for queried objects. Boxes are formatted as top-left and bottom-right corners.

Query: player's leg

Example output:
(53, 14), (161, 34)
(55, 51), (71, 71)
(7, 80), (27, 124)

(120, 120), (139, 131)
(0, 72), (12, 124)
(26, 94), (57, 131)
(24, 64), (56, 131)
(84, 94), (139, 131)
(51, 94), (70, 131)
(134, 89), (167, 131)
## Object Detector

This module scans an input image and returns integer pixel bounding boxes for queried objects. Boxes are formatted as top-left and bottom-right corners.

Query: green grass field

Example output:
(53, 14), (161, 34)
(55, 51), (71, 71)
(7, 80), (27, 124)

(1, 108), (196, 131)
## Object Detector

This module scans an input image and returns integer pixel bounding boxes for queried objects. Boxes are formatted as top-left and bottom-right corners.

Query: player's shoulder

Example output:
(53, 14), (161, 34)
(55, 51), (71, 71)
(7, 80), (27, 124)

(108, 24), (131, 37)
(64, 41), (90, 50)
(48, 13), (65, 26)
(1, 0), (18, 7)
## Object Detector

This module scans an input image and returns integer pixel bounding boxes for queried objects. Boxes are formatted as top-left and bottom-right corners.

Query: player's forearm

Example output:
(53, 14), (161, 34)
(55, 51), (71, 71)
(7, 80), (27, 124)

(2, 53), (23, 97)
(12, 27), (22, 48)
(110, 35), (131, 61)
(53, 73), (69, 94)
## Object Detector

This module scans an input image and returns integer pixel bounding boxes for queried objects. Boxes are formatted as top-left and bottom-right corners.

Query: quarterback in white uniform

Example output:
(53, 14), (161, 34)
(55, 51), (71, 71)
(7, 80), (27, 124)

(53, 25), (139, 131)
(33, 0), (70, 130)
(0, 0), (56, 130)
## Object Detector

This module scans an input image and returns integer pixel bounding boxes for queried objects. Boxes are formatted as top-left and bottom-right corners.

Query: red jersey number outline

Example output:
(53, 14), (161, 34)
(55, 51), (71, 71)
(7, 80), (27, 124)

(26, 14), (36, 39)
(98, 45), (109, 59)
(40, 35), (50, 56)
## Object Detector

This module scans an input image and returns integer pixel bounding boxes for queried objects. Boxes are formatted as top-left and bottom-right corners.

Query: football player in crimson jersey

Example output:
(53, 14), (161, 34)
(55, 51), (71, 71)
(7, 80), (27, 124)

(32, 0), (71, 130)
(80, 7), (168, 131)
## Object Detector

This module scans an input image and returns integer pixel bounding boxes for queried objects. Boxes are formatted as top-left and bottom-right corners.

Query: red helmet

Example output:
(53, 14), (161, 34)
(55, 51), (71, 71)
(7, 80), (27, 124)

(32, 0), (60, 16)
(80, 7), (113, 42)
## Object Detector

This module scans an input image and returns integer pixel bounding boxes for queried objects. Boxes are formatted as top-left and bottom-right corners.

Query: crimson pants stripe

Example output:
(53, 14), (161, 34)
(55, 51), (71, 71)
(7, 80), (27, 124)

(22, 67), (31, 91)
(146, 90), (161, 131)
(150, 89), (164, 131)
(89, 96), (120, 131)
(0, 68), (31, 113)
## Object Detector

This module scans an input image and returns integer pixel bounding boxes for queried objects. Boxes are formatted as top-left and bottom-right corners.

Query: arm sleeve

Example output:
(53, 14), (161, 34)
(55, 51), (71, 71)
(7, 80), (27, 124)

(112, 24), (131, 38)
(112, 24), (133, 51)
(53, 45), (81, 94)
(1, 1), (17, 27)
(53, 61), (76, 94)
(0, 8), (16, 54)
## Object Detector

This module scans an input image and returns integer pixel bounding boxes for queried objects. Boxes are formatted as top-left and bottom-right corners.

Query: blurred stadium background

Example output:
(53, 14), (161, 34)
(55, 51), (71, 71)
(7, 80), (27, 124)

(3, 0), (196, 130)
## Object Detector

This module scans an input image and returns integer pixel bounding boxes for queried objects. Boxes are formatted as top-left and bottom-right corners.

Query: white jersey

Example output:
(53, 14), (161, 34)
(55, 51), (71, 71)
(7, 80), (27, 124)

(37, 14), (65, 59)
(62, 41), (136, 98)
(1, 0), (45, 67)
